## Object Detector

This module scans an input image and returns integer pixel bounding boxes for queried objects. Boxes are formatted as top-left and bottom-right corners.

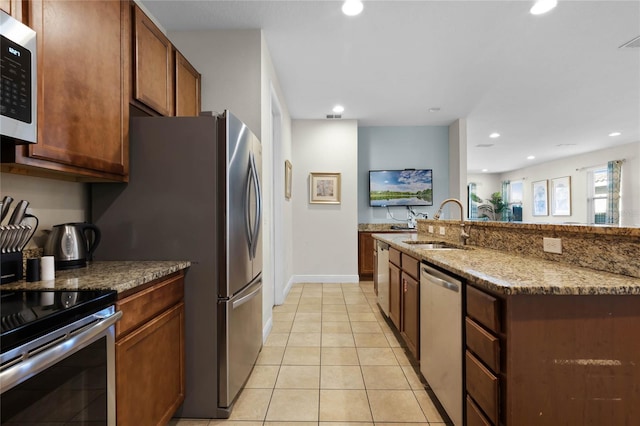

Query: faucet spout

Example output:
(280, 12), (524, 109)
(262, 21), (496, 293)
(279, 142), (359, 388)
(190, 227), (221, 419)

(433, 198), (470, 245)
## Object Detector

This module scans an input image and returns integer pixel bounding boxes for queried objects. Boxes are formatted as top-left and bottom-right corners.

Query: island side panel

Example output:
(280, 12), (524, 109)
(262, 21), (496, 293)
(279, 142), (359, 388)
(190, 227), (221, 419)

(505, 294), (640, 425)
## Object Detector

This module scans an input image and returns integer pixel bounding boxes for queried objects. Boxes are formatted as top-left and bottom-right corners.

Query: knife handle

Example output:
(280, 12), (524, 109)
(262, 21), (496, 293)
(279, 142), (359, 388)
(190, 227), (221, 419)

(8, 200), (29, 225)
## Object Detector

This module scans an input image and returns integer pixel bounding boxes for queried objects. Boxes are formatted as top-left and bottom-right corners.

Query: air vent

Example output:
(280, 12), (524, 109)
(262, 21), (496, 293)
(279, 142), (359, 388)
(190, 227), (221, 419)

(326, 114), (342, 119)
(475, 144), (494, 148)
(619, 35), (640, 49)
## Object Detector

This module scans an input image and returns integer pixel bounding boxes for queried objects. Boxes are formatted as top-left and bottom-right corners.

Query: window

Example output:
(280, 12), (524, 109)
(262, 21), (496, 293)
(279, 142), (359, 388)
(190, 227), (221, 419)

(509, 180), (523, 221)
(588, 167), (608, 224)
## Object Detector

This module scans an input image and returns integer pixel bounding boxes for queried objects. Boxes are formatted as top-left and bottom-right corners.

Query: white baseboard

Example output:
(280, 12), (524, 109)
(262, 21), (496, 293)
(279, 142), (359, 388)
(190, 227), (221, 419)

(262, 316), (272, 343)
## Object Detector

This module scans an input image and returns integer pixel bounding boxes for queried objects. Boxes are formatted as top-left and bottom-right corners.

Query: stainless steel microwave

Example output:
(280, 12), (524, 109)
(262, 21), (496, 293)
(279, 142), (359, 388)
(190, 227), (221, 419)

(1, 10), (37, 144)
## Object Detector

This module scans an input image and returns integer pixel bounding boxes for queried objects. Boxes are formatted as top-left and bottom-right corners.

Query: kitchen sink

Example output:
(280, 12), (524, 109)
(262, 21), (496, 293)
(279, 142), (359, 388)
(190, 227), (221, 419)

(403, 240), (464, 250)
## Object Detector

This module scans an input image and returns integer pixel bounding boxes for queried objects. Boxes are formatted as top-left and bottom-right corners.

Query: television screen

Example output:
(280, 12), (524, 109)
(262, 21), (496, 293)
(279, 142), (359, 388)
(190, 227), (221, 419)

(369, 169), (433, 207)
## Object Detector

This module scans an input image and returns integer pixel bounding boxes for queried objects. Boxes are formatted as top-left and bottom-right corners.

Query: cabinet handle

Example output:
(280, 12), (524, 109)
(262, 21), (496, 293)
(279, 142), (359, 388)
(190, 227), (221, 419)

(403, 280), (407, 293)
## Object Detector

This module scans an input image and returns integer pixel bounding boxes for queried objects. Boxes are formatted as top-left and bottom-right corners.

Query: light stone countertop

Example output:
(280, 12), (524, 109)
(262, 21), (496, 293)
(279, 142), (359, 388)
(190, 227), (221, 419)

(374, 233), (640, 296)
(0, 261), (191, 294)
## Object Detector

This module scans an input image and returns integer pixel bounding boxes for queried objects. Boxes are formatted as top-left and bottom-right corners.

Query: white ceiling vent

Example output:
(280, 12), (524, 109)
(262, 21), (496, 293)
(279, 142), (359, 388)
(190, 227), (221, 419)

(326, 114), (342, 119)
(619, 35), (640, 49)
(475, 143), (495, 148)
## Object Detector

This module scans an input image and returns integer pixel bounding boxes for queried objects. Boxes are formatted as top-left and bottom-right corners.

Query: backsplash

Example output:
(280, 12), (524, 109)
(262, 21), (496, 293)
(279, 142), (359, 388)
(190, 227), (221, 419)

(417, 219), (640, 278)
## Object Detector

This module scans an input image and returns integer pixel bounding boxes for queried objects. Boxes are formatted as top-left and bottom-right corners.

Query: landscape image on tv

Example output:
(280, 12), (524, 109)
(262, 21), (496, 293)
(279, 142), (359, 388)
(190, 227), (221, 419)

(369, 169), (433, 207)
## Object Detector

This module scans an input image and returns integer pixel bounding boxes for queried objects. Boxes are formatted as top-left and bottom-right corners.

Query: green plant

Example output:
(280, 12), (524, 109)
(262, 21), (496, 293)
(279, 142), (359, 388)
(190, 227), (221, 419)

(471, 192), (508, 220)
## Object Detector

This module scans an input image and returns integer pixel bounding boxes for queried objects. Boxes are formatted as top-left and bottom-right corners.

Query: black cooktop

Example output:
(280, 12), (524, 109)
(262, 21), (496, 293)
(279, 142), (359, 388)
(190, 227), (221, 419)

(0, 289), (117, 354)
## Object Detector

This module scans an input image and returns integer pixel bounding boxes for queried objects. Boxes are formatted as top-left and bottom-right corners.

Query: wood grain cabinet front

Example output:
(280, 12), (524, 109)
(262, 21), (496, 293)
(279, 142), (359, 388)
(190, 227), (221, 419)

(115, 272), (185, 426)
(132, 4), (174, 116)
(2, 0), (130, 181)
(175, 50), (201, 117)
(388, 260), (402, 330)
(401, 269), (419, 359)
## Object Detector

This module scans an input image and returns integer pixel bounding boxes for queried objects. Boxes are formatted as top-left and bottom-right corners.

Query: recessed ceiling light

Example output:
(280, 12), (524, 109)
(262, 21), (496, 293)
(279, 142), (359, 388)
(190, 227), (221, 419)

(609, 132), (622, 137)
(332, 105), (345, 114)
(527, 155), (535, 160)
(342, 0), (363, 16)
(489, 132), (500, 138)
(482, 169), (489, 172)
(428, 107), (441, 113)
(530, 0), (557, 15)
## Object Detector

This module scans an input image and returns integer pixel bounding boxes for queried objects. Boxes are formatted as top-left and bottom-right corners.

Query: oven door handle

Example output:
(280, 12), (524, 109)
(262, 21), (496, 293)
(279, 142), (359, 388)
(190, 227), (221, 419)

(0, 310), (122, 393)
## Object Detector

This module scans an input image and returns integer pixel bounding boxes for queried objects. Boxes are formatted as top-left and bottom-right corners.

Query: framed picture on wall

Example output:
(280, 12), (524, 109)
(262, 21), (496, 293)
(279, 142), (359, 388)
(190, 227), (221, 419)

(285, 160), (292, 200)
(309, 172), (341, 204)
(532, 180), (548, 216)
(551, 176), (571, 216)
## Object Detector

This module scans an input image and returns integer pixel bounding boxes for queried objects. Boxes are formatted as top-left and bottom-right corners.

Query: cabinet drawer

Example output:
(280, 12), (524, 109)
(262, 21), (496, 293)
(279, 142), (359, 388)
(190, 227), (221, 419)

(466, 351), (499, 425)
(401, 253), (419, 280)
(389, 247), (401, 266)
(116, 273), (184, 338)
(465, 317), (500, 372)
(466, 285), (500, 333)
(466, 395), (493, 426)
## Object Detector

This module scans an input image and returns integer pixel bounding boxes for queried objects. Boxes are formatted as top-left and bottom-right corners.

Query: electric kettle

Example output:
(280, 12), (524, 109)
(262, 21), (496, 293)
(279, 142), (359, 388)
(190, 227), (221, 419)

(44, 222), (101, 270)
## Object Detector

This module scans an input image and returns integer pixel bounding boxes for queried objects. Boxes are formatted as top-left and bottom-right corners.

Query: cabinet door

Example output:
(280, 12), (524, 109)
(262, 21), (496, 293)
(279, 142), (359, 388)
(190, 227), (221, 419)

(358, 232), (375, 279)
(1, 0), (24, 19)
(9, 0), (129, 180)
(401, 271), (420, 359)
(389, 262), (402, 330)
(116, 302), (185, 426)
(175, 50), (201, 117)
(132, 4), (173, 116)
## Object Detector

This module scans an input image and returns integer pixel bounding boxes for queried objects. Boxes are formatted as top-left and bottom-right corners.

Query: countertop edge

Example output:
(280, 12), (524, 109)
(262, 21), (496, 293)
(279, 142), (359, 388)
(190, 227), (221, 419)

(0, 260), (192, 293)
(373, 233), (640, 296)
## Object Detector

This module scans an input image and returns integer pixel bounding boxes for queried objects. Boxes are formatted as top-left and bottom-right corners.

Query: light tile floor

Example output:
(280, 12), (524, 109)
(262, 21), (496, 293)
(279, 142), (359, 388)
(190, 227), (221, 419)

(170, 281), (450, 426)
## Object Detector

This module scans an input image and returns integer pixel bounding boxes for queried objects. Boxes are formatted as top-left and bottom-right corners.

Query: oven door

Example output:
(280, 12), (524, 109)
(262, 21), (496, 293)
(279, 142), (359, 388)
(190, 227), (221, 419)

(0, 308), (122, 425)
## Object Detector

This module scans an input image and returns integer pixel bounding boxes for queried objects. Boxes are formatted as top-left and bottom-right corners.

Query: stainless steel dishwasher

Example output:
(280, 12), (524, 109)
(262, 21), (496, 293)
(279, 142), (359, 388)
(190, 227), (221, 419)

(420, 263), (463, 426)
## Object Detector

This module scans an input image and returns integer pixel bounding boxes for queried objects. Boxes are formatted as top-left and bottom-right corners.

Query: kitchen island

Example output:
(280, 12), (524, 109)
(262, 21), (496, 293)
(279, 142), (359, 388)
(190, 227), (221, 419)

(373, 231), (640, 426)
(1, 260), (191, 426)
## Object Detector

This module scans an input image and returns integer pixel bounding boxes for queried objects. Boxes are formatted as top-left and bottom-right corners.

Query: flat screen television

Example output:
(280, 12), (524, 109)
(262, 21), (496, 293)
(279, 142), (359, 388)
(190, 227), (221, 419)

(369, 169), (433, 207)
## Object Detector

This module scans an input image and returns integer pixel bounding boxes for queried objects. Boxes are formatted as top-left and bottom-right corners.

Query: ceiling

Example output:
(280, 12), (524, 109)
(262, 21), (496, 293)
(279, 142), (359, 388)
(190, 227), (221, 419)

(140, 0), (640, 173)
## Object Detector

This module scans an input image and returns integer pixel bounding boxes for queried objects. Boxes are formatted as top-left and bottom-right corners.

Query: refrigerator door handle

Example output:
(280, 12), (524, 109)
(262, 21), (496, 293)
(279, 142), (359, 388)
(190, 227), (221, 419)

(232, 282), (262, 309)
(250, 151), (262, 259)
(244, 165), (254, 255)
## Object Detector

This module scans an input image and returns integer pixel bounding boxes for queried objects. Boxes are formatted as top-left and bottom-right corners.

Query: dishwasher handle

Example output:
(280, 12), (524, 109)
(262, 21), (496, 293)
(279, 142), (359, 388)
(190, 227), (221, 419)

(421, 266), (460, 293)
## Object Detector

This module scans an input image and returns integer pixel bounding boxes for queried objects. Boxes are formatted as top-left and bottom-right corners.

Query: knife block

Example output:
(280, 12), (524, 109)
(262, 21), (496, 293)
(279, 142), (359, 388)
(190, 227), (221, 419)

(1, 251), (23, 284)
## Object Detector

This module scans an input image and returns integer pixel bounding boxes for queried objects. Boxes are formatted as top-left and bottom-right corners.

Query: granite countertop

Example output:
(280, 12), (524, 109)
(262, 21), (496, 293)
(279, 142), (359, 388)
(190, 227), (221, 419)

(0, 260), (191, 294)
(374, 233), (640, 296)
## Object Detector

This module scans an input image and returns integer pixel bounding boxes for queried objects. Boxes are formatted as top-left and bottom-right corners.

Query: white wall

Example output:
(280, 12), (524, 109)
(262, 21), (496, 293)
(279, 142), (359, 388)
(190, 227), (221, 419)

(469, 141), (640, 225)
(292, 120), (359, 283)
(0, 173), (88, 248)
(170, 30), (262, 138)
(448, 119), (468, 219)
(358, 126), (449, 223)
(467, 173), (502, 201)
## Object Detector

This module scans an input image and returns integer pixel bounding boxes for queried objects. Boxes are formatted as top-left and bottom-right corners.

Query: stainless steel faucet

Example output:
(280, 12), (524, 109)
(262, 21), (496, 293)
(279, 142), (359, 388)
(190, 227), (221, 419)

(433, 198), (470, 245)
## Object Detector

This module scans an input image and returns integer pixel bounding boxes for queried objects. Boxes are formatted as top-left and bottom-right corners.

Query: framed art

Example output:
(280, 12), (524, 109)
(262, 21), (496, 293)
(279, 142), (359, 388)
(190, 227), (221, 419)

(532, 180), (548, 216)
(309, 172), (341, 204)
(551, 176), (571, 216)
(285, 160), (292, 200)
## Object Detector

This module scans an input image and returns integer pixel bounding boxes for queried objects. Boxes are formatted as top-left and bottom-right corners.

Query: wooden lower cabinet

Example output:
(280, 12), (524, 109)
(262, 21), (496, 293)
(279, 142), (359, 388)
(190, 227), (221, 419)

(465, 283), (640, 425)
(388, 261), (402, 330)
(115, 272), (185, 426)
(401, 270), (419, 359)
(358, 232), (376, 280)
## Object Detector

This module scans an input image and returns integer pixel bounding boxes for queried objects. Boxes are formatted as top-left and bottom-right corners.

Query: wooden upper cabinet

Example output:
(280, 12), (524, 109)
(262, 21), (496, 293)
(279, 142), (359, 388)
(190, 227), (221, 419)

(1, 0), (23, 19)
(175, 50), (201, 117)
(132, 4), (174, 116)
(2, 0), (130, 181)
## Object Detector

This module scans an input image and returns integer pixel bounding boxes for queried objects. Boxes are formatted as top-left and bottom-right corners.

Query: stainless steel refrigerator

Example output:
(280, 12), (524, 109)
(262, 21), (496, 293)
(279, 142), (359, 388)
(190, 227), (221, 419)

(91, 111), (263, 418)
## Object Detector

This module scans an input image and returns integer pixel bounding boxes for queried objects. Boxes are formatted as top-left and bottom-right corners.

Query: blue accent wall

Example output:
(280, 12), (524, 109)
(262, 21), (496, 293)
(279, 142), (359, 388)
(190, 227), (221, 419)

(358, 126), (450, 224)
